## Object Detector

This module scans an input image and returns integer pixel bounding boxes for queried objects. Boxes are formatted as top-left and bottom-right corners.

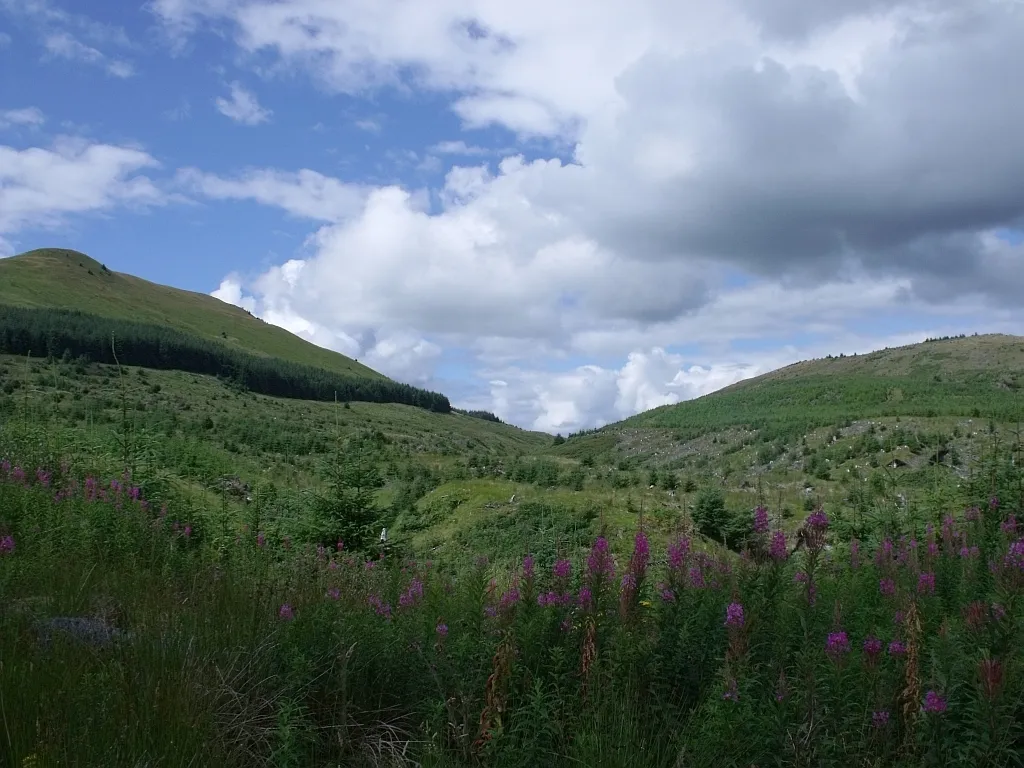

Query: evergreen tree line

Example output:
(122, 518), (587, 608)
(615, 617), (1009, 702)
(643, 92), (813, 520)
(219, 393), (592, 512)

(451, 407), (504, 423)
(0, 306), (451, 413)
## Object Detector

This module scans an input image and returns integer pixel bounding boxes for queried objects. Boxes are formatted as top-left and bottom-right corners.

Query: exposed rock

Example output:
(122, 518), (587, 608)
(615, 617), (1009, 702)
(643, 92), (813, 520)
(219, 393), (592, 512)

(36, 616), (132, 650)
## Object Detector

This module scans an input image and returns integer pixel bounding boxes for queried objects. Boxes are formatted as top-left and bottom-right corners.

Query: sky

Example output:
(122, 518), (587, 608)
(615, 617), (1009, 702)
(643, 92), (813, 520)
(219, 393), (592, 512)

(2, 0), (1023, 434)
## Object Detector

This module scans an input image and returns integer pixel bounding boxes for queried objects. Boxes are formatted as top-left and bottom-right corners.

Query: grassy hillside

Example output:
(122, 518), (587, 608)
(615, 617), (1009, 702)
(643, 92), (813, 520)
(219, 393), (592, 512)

(619, 333), (1024, 434)
(0, 248), (383, 380)
(3, 360), (1023, 766)
(2, 289), (1024, 764)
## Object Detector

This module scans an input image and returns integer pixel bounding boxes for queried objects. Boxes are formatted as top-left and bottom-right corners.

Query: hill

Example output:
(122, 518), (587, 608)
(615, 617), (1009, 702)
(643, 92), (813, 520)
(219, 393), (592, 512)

(2, 251), (1022, 562)
(0, 248), (382, 380)
(619, 333), (1024, 435)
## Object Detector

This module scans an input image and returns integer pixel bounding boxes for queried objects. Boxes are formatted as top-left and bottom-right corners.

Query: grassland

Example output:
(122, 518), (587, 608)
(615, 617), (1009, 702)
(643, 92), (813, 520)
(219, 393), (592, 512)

(2, 253), (1024, 764)
(0, 248), (383, 379)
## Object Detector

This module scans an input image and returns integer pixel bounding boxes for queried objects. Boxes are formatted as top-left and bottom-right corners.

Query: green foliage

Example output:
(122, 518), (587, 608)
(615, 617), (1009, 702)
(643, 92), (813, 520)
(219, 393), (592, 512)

(3, 449), (1023, 767)
(692, 486), (730, 543)
(304, 439), (385, 549)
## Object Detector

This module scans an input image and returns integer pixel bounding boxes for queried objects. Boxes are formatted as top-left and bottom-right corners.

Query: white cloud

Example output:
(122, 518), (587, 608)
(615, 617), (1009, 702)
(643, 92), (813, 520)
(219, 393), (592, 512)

(0, 137), (165, 248)
(354, 118), (381, 132)
(431, 140), (510, 156)
(155, 0), (1024, 428)
(211, 275), (257, 312)
(214, 81), (272, 125)
(42, 31), (135, 77)
(177, 167), (368, 221)
(0, 107), (46, 129)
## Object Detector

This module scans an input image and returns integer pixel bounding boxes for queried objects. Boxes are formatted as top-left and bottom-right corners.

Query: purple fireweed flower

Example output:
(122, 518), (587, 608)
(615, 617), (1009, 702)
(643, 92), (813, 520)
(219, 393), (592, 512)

(688, 566), (705, 589)
(753, 505), (769, 534)
(0, 535), (14, 555)
(990, 496), (1000, 510)
(620, 573), (637, 591)
(327, 588), (340, 600)
(667, 537), (691, 571)
(825, 631), (851, 660)
(879, 578), (896, 596)
(279, 603), (294, 621)
(659, 587), (676, 603)
(850, 538), (861, 569)
(965, 506), (981, 522)
(629, 530), (650, 575)
(183, 524), (192, 539)
(1004, 539), (1024, 571)
(923, 690), (947, 714)
(399, 578), (425, 609)
(498, 587), (521, 611)
(36, 468), (51, 487)
(577, 585), (593, 610)
(917, 571), (936, 595)
(12, 467), (25, 484)
(256, 531), (266, 548)
(1002, 516), (1018, 536)
(888, 640), (907, 656)
(807, 508), (828, 530)
(587, 537), (616, 582)
(872, 710), (890, 728)
(436, 622), (448, 638)
(725, 602), (745, 629)
(522, 555), (535, 581)
(368, 594), (392, 620)
(863, 636), (883, 660)
(553, 558), (571, 580)
(770, 530), (788, 561)
(804, 508), (828, 552)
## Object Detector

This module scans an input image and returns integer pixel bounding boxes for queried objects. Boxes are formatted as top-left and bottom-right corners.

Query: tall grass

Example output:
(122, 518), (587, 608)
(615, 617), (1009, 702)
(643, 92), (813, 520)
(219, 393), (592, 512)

(1, 451), (1023, 767)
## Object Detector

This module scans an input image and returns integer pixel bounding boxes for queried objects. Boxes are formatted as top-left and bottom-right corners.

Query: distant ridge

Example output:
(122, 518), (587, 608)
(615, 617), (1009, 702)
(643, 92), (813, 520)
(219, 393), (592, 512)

(596, 332), (1024, 437)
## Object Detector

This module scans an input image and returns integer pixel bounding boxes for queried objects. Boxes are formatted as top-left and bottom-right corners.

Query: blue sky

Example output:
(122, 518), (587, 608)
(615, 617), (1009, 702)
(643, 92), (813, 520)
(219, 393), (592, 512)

(2, 0), (1023, 433)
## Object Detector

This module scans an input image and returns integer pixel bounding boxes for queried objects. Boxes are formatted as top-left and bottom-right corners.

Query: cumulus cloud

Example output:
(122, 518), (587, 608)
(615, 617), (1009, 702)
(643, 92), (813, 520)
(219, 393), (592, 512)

(158, 0), (1024, 429)
(0, 137), (165, 251)
(214, 81), (271, 125)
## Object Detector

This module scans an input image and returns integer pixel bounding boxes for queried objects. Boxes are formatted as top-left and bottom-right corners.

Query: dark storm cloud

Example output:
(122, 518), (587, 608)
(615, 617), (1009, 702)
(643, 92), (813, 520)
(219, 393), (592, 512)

(581, 1), (1024, 304)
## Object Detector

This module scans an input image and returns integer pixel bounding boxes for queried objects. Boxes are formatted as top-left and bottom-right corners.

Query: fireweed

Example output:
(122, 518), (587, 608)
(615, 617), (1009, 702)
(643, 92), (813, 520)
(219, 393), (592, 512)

(3, 460), (1024, 766)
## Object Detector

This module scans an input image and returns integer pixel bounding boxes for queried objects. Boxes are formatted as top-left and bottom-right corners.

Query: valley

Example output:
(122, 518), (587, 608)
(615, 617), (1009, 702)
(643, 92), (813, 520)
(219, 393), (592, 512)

(1, 249), (1023, 766)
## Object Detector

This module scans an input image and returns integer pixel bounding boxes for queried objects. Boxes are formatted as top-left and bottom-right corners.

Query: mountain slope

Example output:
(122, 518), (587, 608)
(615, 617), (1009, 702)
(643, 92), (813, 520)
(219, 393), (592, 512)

(0, 248), (381, 380)
(619, 333), (1024, 434)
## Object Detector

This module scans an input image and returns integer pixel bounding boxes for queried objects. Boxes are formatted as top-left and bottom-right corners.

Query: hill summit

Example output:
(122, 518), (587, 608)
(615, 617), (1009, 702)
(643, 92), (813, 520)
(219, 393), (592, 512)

(0, 248), (380, 380)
